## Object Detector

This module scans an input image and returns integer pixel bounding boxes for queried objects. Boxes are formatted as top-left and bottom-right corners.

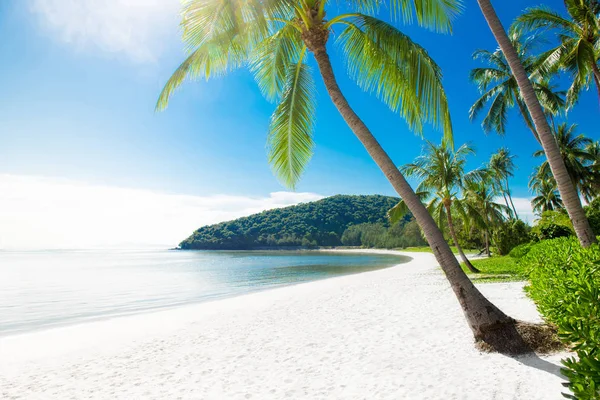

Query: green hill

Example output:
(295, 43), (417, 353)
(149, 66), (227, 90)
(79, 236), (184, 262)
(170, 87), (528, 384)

(179, 194), (407, 250)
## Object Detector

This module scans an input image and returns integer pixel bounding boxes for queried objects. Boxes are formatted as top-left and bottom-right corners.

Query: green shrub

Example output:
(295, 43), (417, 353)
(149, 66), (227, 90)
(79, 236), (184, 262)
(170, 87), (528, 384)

(522, 238), (600, 399)
(492, 219), (532, 255)
(585, 198), (600, 236)
(508, 243), (532, 259)
(531, 210), (574, 241)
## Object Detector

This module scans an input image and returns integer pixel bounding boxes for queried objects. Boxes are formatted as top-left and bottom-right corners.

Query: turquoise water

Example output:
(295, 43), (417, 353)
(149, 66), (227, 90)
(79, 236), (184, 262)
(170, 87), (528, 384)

(0, 250), (407, 335)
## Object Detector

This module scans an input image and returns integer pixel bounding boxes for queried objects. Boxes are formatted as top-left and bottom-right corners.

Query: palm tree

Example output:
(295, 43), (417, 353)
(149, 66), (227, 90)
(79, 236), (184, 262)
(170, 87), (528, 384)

(158, 0), (523, 349)
(533, 123), (596, 200)
(582, 141), (600, 200)
(488, 148), (519, 219)
(475, 0), (597, 248)
(530, 167), (564, 213)
(390, 141), (481, 273)
(463, 178), (509, 256)
(469, 31), (565, 142)
(514, 0), (600, 107)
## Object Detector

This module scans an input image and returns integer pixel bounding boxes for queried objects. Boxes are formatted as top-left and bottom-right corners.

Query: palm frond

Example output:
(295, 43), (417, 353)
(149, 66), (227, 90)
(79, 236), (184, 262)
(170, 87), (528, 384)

(267, 60), (317, 189)
(336, 14), (453, 146)
(250, 23), (303, 102)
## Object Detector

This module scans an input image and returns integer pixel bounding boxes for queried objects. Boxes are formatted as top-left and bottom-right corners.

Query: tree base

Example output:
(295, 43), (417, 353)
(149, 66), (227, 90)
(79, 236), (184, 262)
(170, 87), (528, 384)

(475, 320), (563, 355)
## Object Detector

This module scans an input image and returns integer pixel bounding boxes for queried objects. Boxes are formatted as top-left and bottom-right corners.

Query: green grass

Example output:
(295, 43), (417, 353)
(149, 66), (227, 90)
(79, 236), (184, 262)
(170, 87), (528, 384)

(402, 246), (478, 255)
(461, 256), (527, 283)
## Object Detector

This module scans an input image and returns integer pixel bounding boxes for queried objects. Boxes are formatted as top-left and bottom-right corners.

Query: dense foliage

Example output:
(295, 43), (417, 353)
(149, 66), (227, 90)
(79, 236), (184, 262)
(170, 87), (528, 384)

(523, 238), (600, 399)
(179, 195), (403, 249)
(531, 210), (575, 241)
(341, 220), (427, 249)
(491, 219), (531, 255)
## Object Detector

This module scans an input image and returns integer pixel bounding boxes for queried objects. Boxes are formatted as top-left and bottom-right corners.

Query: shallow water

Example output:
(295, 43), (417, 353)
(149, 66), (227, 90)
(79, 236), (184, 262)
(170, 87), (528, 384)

(0, 249), (407, 335)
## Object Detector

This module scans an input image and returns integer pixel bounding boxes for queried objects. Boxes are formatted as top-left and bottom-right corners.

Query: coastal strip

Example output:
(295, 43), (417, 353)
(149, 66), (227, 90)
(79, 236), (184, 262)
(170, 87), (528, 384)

(0, 250), (568, 399)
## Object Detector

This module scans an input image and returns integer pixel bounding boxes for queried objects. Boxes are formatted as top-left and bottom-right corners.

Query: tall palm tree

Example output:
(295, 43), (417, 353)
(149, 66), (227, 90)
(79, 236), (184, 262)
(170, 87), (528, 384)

(390, 141), (481, 273)
(475, 0), (597, 248)
(514, 0), (600, 107)
(488, 148), (519, 219)
(463, 178), (509, 256)
(158, 0), (522, 349)
(530, 166), (564, 213)
(469, 31), (565, 142)
(533, 123), (596, 200)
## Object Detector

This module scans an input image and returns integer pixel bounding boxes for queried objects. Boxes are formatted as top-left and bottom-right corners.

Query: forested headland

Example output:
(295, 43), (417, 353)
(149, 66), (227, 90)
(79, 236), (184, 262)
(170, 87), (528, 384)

(178, 195), (426, 250)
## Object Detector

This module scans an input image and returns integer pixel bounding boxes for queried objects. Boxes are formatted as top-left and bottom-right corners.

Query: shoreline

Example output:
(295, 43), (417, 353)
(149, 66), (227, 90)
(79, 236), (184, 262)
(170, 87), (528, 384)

(1, 250), (569, 399)
(0, 249), (407, 340)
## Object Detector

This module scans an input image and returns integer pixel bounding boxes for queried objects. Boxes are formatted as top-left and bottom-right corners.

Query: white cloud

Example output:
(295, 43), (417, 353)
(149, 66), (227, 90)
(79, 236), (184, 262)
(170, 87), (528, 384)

(29, 0), (180, 62)
(0, 175), (323, 250)
(505, 197), (536, 223)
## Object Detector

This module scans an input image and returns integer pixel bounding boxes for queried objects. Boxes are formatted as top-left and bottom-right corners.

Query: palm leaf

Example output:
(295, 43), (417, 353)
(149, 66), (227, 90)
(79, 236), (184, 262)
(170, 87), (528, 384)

(267, 60), (316, 189)
(336, 14), (453, 146)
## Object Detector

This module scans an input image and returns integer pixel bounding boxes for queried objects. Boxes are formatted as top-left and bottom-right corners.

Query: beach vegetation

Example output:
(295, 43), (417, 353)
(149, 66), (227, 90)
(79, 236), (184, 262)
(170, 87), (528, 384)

(523, 237), (600, 399)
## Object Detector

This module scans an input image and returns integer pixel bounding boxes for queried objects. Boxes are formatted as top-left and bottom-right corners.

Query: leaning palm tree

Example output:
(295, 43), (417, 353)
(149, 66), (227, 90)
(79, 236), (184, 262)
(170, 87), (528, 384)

(469, 30), (565, 142)
(158, 0), (530, 351)
(475, 0), (597, 247)
(514, 0), (600, 107)
(488, 148), (519, 219)
(533, 123), (596, 200)
(463, 178), (509, 256)
(390, 141), (481, 273)
(530, 167), (564, 213)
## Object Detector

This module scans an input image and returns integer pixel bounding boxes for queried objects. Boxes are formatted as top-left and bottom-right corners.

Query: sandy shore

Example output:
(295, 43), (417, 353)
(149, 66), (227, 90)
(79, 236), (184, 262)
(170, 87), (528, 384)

(0, 250), (569, 399)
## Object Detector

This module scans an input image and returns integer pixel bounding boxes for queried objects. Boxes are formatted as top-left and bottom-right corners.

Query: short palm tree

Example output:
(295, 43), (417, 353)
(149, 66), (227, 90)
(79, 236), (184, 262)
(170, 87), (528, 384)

(475, 0), (597, 248)
(514, 0), (600, 107)
(488, 148), (519, 219)
(582, 141), (600, 200)
(463, 178), (509, 256)
(390, 141), (481, 273)
(533, 123), (595, 200)
(469, 31), (565, 142)
(158, 0), (522, 349)
(530, 166), (564, 213)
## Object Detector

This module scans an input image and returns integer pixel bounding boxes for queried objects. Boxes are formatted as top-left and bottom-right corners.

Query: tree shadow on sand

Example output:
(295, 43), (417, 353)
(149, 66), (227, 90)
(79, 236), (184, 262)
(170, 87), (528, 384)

(477, 319), (566, 379)
(510, 353), (565, 379)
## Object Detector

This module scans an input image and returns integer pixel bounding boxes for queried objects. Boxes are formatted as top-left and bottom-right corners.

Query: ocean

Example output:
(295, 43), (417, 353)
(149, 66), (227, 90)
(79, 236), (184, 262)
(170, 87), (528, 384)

(0, 249), (407, 335)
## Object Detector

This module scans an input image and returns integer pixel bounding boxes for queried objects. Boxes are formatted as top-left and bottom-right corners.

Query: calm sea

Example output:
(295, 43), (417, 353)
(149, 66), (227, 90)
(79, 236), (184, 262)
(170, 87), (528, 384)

(0, 249), (407, 336)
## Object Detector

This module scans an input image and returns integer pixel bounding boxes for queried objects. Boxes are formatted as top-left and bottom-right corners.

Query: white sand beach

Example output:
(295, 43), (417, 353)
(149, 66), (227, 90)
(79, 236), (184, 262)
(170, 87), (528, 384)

(0, 250), (569, 399)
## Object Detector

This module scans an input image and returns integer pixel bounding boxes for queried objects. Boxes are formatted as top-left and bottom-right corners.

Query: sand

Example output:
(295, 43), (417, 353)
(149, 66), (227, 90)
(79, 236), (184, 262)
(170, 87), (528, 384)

(0, 250), (570, 399)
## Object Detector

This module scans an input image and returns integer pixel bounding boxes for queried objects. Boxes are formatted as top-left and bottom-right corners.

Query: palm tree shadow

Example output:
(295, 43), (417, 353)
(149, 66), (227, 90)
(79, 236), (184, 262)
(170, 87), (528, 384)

(509, 353), (565, 379)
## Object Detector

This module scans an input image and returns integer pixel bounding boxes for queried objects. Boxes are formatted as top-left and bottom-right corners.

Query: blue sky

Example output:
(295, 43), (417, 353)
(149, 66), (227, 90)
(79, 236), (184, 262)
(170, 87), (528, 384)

(0, 0), (598, 248)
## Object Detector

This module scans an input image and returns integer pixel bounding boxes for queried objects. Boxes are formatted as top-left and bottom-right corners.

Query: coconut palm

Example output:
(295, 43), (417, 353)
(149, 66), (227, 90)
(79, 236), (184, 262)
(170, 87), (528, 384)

(514, 0), (600, 107)
(475, 0), (597, 247)
(390, 141), (481, 273)
(158, 0), (524, 349)
(530, 167), (564, 213)
(469, 31), (565, 142)
(533, 123), (596, 200)
(488, 148), (519, 219)
(582, 141), (600, 200)
(463, 178), (509, 256)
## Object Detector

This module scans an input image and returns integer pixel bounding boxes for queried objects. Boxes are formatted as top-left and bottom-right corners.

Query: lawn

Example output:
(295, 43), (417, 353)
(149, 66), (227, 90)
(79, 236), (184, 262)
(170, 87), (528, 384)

(402, 246), (478, 255)
(461, 256), (527, 282)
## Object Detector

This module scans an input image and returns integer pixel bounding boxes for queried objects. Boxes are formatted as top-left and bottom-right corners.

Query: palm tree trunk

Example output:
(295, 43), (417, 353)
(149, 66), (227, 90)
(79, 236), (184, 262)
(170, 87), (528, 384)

(505, 178), (519, 219)
(501, 191), (513, 219)
(515, 97), (540, 143)
(484, 230), (490, 257)
(476, 0), (597, 248)
(444, 202), (480, 273)
(307, 41), (520, 348)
